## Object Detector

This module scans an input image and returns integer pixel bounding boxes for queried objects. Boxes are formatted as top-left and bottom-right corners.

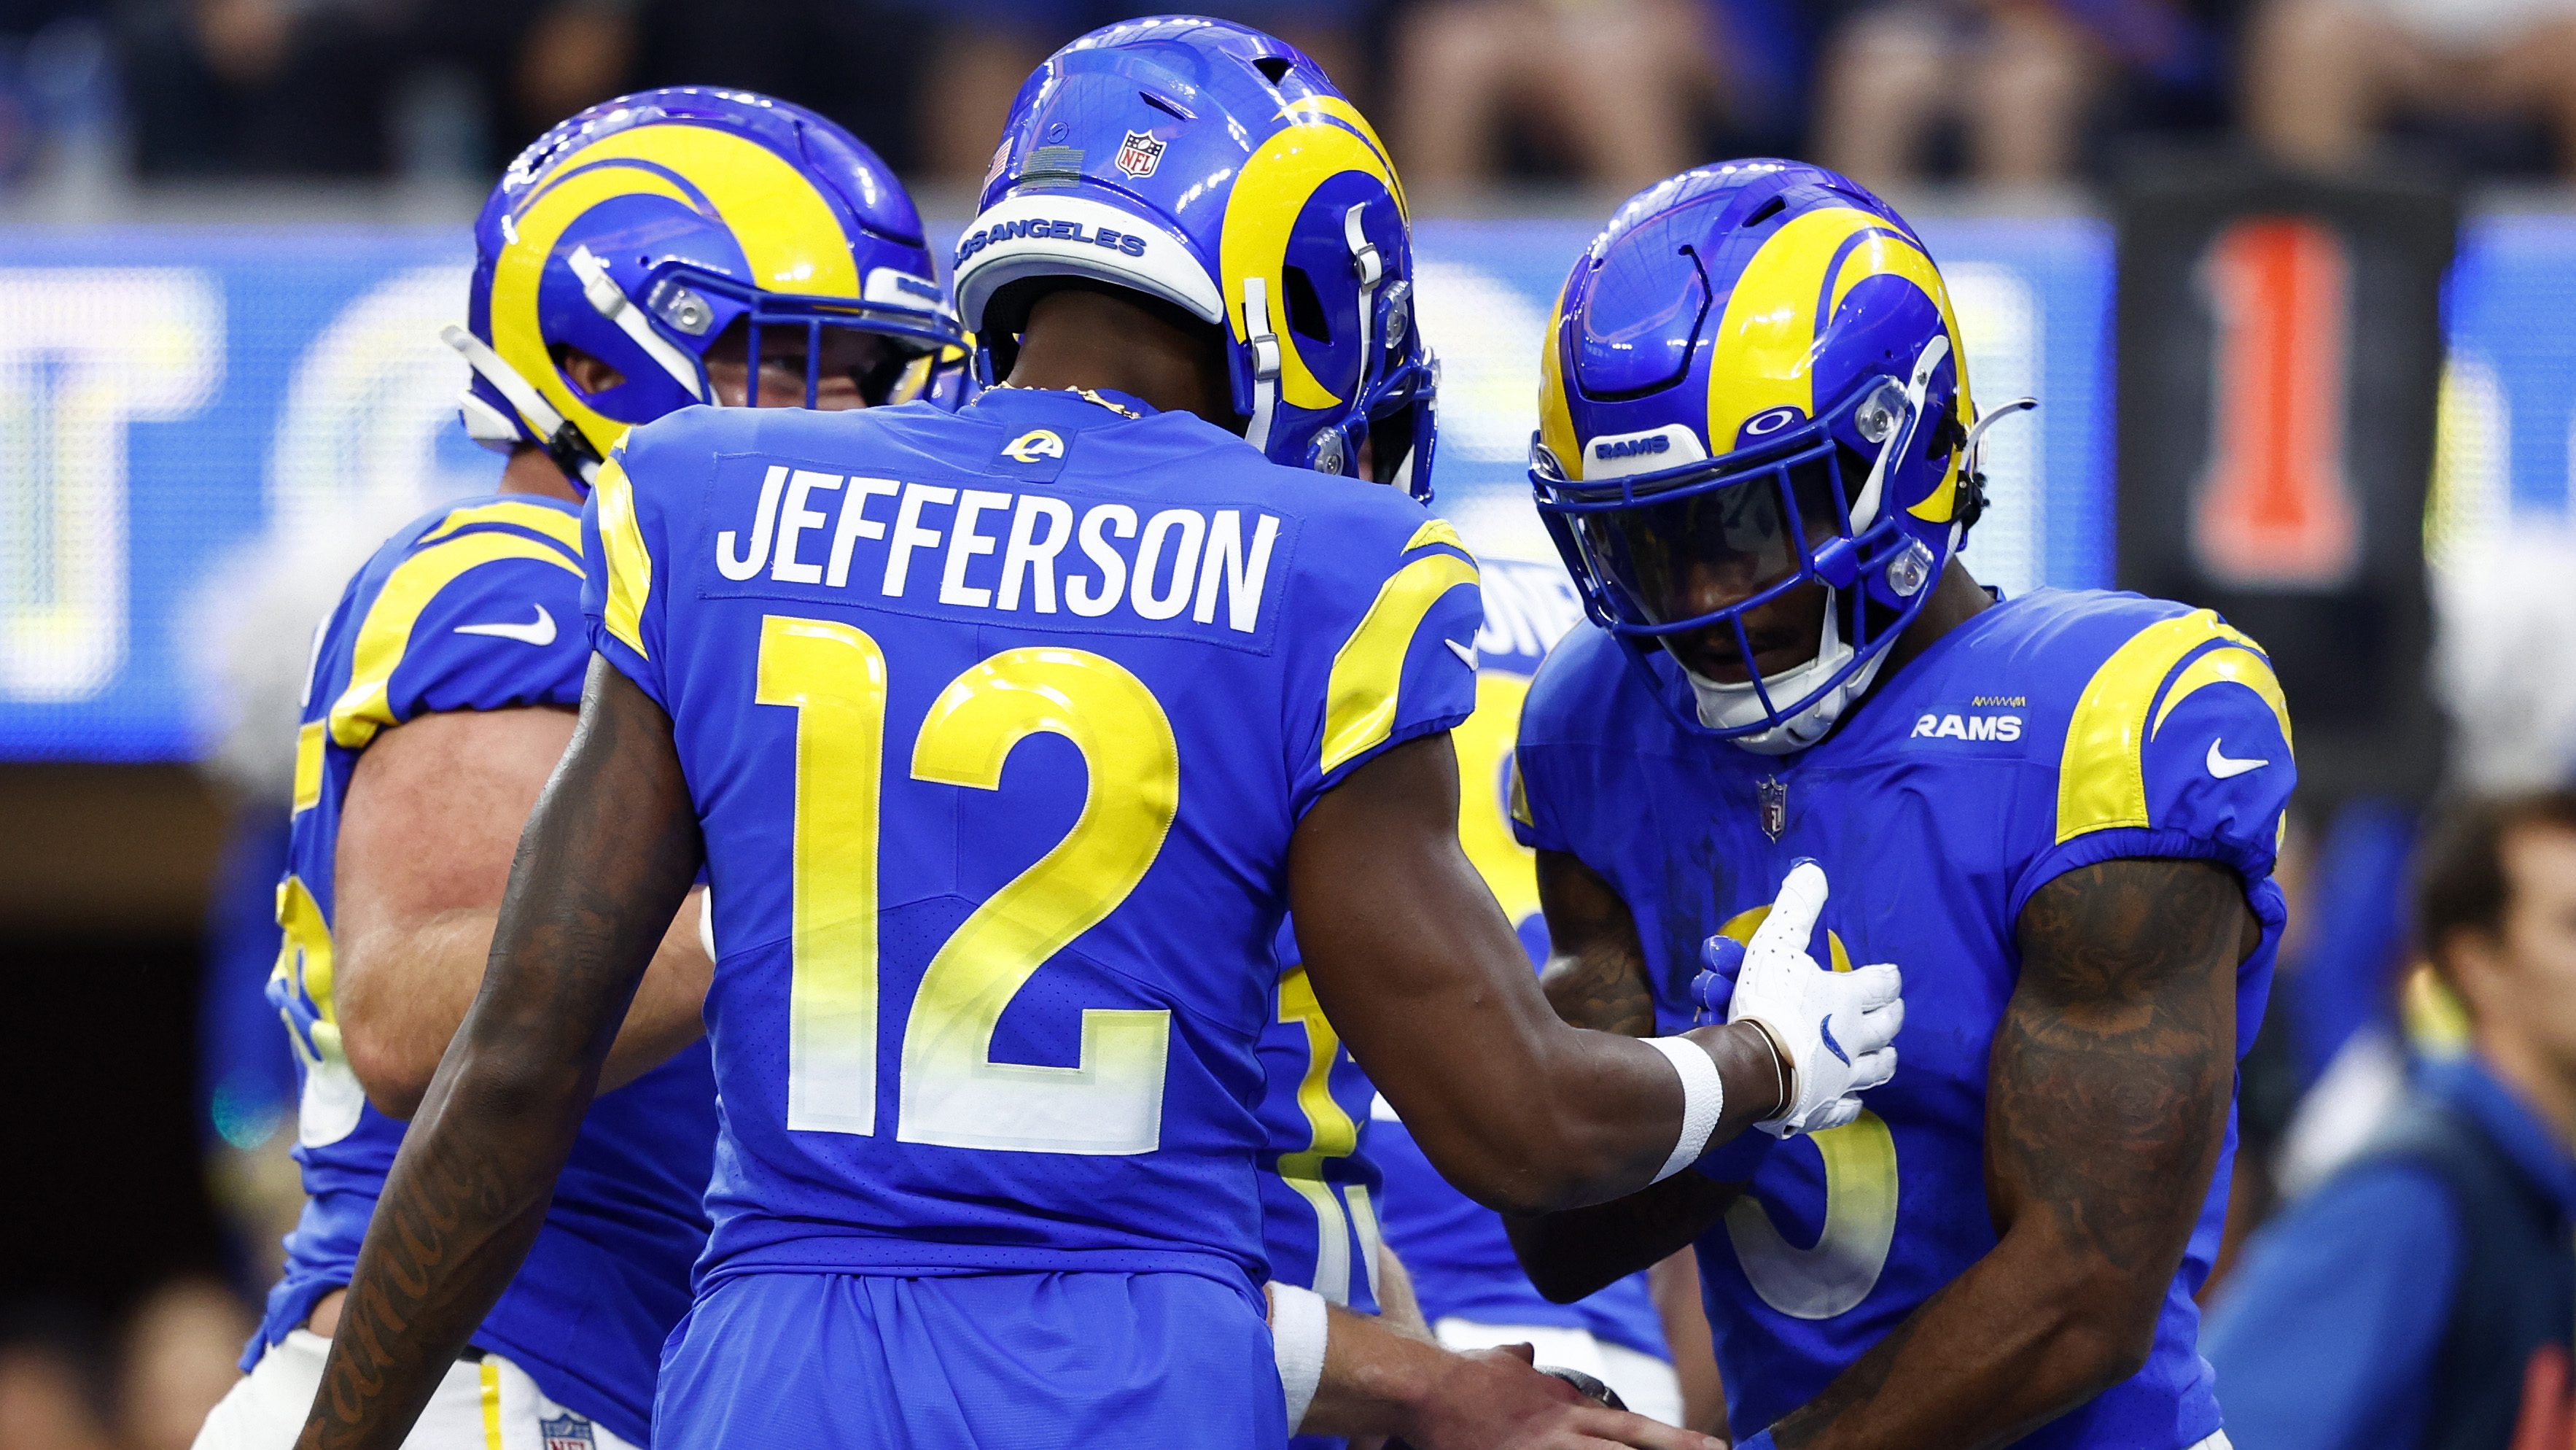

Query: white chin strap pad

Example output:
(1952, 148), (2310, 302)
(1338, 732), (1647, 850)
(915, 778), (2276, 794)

(1682, 588), (1891, 755)
(1241, 276), (1283, 454)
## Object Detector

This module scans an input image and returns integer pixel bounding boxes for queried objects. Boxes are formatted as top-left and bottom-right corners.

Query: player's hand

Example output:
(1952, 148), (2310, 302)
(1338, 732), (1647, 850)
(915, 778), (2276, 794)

(1708, 861), (1902, 1138)
(265, 969), (340, 1065)
(1397, 1342), (1724, 1450)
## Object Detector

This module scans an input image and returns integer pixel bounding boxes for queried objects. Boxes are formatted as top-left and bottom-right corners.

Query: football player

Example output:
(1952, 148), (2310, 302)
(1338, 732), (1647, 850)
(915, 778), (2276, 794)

(193, 90), (961, 1450)
(1258, 880), (1682, 1450)
(1503, 162), (2297, 1450)
(284, 22), (1902, 1450)
(1370, 556), (1697, 1429)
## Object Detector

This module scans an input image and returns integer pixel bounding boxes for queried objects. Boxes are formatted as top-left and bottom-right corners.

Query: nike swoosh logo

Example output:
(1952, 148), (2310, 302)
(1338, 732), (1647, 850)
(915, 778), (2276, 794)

(2206, 739), (2269, 779)
(454, 604), (556, 647)
(1444, 638), (1479, 670)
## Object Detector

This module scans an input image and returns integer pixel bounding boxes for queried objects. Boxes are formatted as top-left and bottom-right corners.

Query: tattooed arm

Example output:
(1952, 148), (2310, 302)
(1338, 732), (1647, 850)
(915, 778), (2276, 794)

(1506, 850), (1739, 1301)
(1535, 850), (1658, 1037)
(1760, 858), (2254, 1450)
(295, 659), (702, 1450)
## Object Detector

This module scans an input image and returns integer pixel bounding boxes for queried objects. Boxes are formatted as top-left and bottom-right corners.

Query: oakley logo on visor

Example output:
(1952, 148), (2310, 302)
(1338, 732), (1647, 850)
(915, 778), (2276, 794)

(1739, 406), (1807, 443)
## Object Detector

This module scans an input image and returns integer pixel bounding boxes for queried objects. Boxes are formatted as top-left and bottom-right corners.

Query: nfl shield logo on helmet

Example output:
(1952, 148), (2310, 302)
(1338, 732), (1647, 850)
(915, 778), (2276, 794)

(1115, 129), (1166, 179)
(540, 1413), (596, 1450)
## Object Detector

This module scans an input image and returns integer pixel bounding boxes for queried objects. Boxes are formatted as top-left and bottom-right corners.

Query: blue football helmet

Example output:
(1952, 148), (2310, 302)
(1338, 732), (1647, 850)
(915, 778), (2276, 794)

(446, 87), (966, 491)
(949, 16), (1439, 497)
(1531, 160), (2028, 753)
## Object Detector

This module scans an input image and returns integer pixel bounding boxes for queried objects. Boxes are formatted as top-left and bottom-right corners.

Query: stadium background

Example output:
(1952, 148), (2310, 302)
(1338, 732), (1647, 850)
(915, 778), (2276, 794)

(2, 0), (2572, 1445)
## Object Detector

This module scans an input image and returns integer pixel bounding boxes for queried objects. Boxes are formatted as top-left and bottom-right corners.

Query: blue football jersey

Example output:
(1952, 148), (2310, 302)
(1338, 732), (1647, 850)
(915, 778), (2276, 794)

(256, 495), (717, 1449)
(579, 386), (1483, 1292)
(1358, 557), (1670, 1360)
(1513, 589), (2294, 1449)
(1255, 934), (1386, 1314)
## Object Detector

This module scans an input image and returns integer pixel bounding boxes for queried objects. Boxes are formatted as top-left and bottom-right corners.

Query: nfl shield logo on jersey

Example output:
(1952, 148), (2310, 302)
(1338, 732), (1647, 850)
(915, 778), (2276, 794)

(540, 1413), (596, 1450)
(1116, 129), (1166, 179)
(1759, 777), (1789, 841)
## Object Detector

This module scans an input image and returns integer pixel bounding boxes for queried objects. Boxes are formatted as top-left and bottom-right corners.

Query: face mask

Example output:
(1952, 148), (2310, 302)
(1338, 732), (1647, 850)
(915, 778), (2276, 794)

(1676, 586), (1891, 756)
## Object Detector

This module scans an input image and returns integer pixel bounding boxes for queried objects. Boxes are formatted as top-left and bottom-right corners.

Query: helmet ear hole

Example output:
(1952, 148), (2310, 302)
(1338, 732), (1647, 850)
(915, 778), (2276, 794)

(553, 344), (627, 399)
(1280, 265), (1331, 344)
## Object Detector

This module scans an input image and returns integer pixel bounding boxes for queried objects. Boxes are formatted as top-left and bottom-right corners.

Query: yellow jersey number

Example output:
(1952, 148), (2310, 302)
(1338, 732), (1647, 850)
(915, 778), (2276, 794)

(1274, 966), (1384, 1306)
(755, 615), (1178, 1155)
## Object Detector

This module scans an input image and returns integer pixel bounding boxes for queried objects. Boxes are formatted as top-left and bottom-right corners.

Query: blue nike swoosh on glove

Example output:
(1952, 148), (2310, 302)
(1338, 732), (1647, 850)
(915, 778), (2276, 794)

(1818, 1015), (1850, 1066)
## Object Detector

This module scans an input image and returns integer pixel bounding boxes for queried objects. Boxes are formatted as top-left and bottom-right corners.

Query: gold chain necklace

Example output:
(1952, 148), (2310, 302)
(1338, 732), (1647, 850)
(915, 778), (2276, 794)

(986, 382), (1141, 419)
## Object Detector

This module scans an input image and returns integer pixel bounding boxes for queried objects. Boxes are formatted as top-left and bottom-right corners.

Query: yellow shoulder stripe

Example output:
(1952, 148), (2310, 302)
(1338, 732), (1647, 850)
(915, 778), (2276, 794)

(418, 500), (584, 557)
(594, 455), (654, 660)
(2056, 610), (2290, 844)
(291, 721), (324, 813)
(1403, 517), (1469, 556)
(1322, 551), (1479, 775)
(326, 532), (583, 749)
(2152, 645), (2292, 746)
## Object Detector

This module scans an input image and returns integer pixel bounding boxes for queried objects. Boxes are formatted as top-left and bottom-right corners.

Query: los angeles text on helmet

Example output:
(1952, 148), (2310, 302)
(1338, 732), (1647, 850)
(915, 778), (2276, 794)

(955, 217), (1151, 265)
(713, 464), (1284, 633)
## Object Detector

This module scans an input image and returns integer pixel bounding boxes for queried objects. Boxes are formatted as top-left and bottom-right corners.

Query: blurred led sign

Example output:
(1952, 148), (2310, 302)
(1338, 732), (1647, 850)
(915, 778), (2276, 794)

(0, 214), (2117, 759)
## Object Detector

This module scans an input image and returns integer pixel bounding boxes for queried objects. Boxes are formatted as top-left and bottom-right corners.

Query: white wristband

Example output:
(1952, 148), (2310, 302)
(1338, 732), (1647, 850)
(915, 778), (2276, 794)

(1269, 1280), (1328, 1432)
(1643, 1036), (1726, 1182)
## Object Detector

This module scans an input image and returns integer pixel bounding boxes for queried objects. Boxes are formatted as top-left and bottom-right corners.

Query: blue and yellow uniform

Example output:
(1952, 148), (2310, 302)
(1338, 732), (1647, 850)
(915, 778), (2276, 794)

(583, 384), (1482, 1449)
(1365, 557), (1673, 1368)
(255, 495), (716, 1449)
(1259, 926), (1385, 1450)
(1258, 933), (1387, 1322)
(1514, 588), (2294, 1449)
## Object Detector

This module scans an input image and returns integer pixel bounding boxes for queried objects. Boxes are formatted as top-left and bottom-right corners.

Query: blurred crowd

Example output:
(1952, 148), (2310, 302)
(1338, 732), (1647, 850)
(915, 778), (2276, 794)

(2, 0), (2576, 197)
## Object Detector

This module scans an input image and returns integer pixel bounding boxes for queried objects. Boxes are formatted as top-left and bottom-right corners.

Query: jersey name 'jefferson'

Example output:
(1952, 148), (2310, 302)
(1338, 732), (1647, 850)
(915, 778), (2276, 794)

(711, 460), (1288, 635)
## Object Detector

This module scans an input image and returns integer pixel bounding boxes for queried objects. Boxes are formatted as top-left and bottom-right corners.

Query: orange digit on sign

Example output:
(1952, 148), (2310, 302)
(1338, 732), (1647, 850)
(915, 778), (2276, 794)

(2190, 216), (2362, 589)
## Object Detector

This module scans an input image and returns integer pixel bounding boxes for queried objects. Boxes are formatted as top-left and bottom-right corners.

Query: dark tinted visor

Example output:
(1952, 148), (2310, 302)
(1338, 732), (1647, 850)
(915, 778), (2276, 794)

(1576, 449), (1845, 627)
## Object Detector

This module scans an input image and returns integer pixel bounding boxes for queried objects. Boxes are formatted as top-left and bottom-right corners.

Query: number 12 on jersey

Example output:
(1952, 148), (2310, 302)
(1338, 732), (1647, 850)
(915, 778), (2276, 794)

(754, 613), (1179, 1156)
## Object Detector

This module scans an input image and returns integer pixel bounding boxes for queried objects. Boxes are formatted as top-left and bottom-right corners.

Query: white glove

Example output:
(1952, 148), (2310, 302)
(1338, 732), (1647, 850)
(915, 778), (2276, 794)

(1718, 861), (1903, 1138)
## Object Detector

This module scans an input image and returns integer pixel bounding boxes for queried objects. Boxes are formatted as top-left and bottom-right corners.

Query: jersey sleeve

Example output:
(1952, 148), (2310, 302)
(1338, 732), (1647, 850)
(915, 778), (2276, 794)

(1506, 620), (1628, 856)
(319, 502), (589, 751)
(1284, 513), (1484, 817)
(580, 430), (680, 714)
(2010, 608), (2297, 923)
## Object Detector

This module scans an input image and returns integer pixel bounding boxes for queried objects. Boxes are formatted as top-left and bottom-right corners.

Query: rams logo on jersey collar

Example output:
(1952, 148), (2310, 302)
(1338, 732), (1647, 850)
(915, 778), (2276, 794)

(1003, 430), (1067, 463)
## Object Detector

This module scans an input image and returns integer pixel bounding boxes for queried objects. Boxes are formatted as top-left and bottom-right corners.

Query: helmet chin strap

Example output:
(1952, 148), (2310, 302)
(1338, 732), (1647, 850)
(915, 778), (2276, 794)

(440, 325), (602, 486)
(1847, 333), (1950, 534)
(568, 246), (706, 403)
(1678, 588), (1891, 756)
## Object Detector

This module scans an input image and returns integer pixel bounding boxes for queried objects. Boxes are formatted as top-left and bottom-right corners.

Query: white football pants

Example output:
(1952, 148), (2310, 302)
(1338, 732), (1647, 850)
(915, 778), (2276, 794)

(190, 1329), (640, 1450)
